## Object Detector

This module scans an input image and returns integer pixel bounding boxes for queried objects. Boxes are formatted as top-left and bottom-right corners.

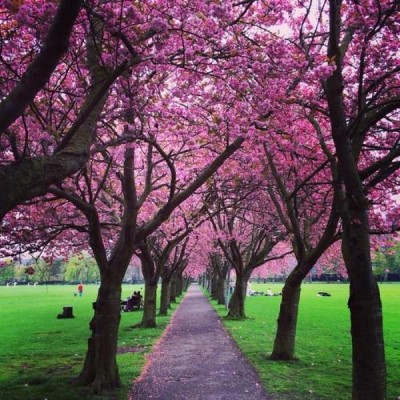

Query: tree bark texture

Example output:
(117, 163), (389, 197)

(77, 283), (122, 393)
(342, 209), (386, 400)
(170, 276), (177, 303)
(271, 282), (301, 360)
(183, 278), (191, 291)
(176, 273), (183, 297)
(141, 284), (157, 328)
(211, 268), (219, 299)
(227, 273), (247, 318)
(159, 279), (171, 316)
(217, 276), (226, 305)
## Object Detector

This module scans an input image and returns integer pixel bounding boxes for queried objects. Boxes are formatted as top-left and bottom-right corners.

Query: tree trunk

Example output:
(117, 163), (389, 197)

(271, 281), (301, 360)
(176, 273), (183, 297)
(170, 275), (177, 303)
(211, 268), (218, 299)
(216, 262), (229, 305)
(227, 273), (247, 318)
(77, 282), (122, 392)
(348, 281), (385, 400)
(141, 284), (157, 328)
(217, 276), (226, 305)
(206, 270), (212, 292)
(159, 279), (170, 316)
(325, 2), (387, 396)
(270, 261), (316, 360)
(342, 211), (386, 400)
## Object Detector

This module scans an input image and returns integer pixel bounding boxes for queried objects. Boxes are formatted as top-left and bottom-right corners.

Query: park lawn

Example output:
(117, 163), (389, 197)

(0, 284), (180, 400)
(210, 282), (400, 400)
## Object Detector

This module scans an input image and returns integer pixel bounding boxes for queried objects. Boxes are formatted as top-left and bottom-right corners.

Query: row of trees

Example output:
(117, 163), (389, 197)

(0, 0), (399, 398)
(3, 239), (397, 286)
(0, 254), (100, 284)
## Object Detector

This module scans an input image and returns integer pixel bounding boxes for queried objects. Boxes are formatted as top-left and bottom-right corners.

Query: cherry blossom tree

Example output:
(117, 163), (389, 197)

(261, 126), (340, 360)
(206, 178), (287, 318)
(0, 0), (85, 217)
(279, 1), (400, 397)
(2, 1), (399, 398)
(3, 132), (243, 390)
(323, 3), (399, 397)
(0, 1), (147, 218)
(147, 202), (211, 316)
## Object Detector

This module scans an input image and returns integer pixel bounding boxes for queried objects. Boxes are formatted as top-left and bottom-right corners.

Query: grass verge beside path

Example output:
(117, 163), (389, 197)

(209, 282), (400, 400)
(0, 284), (181, 400)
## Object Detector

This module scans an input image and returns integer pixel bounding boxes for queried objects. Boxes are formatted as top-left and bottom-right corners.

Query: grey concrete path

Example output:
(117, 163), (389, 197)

(129, 283), (269, 400)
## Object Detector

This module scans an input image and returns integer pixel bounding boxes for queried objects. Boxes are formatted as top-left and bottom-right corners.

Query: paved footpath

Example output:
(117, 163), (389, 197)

(129, 283), (269, 400)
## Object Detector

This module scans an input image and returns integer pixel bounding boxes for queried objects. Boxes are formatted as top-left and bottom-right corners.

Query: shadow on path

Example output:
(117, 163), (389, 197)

(129, 283), (269, 400)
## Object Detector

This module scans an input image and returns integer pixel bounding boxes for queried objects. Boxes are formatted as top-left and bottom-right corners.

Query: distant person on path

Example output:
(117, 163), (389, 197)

(77, 283), (84, 297)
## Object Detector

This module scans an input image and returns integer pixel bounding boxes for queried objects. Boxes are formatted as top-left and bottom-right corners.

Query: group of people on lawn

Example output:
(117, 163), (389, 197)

(121, 290), (143, 311)
(228, 281), (282, 297)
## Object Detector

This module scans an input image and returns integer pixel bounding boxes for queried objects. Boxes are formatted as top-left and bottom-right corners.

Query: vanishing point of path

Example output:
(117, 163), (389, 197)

(129, 283), (270, 400)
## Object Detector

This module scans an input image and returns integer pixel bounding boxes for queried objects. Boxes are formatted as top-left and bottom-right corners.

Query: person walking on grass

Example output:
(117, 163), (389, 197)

(77, 283), (84, 297)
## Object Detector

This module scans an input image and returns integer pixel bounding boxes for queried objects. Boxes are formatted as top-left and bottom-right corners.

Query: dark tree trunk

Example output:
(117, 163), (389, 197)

(216, 262), (229, 305)
(227, 273), (247, 318)
(342, 209), (386, 400)
(141, 284), (157, 328)
(271, 279), (301, 360)
(325, 2), (387, 395)
(217, 276), (226, 305)
(271, 262), (314, 360)
(159, 279), (171, 316)
(170, 275), (177, 303)
(138, 243), (160, 328)
(77, 281), (122, 393)
(206, 270), (212, 292)
(184, 277), (190, 291)
(176, 272), (183, 297)
(211, 268), (218, 299)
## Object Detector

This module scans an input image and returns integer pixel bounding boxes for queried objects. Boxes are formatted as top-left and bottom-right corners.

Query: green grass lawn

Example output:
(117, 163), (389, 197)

(0, 284), (179, 400)
(210, 282), (400, 400)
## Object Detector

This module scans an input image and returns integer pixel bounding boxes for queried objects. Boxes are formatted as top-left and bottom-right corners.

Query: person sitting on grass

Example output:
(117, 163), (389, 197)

(137, 290), (143, 305)
(266, 288), (282, 296)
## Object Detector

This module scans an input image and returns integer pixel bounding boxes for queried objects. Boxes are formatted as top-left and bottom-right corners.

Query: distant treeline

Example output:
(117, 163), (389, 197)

(0, 253), (143, 285)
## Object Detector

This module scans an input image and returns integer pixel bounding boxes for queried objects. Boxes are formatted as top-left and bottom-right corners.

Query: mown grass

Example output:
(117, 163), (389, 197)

(210, 282), (400, 400)
(0, 284), (180, 400)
